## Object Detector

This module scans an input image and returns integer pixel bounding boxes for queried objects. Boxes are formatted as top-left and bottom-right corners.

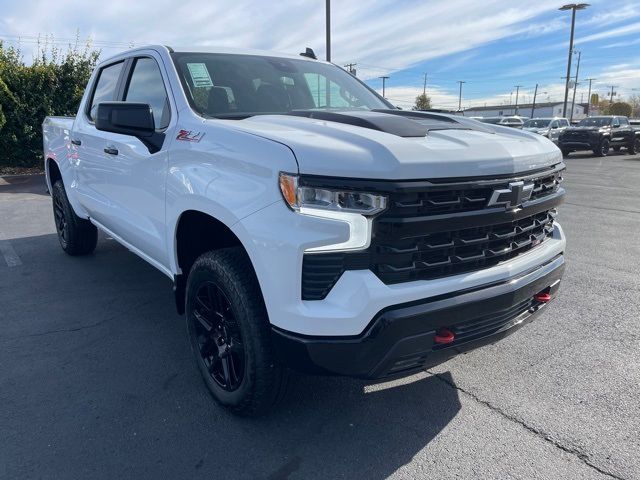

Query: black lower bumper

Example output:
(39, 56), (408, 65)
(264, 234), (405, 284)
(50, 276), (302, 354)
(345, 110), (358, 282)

(272, 255), (565, 379)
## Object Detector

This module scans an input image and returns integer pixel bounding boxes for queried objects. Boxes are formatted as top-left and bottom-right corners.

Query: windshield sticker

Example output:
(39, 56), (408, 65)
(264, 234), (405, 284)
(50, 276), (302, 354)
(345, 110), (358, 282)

(187, 63), (213, 88)
(176, 129), (205, 142)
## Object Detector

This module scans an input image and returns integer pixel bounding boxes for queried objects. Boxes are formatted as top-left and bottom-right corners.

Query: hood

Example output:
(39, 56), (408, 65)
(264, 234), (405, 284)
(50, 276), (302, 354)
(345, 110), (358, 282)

(524, 127), (549, 134)
(564, 126), (607, 132)
(216, 110), (562, 180)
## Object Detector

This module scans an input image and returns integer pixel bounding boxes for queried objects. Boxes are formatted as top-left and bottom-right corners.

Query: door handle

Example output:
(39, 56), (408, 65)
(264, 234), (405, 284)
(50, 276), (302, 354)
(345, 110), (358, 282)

(71, 139), (82, 146)
(104, 147), (119, 155)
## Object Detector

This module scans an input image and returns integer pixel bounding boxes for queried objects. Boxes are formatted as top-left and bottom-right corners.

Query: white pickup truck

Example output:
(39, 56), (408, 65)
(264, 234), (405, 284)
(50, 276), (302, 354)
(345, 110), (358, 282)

(43, 45), (566, 416)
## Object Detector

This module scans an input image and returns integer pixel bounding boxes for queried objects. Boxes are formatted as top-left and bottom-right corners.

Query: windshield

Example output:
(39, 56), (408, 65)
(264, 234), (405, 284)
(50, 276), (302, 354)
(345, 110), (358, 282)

(171, 52), (391, 118)
(578, 117), (612, 127)
(524, 119), (551, 128)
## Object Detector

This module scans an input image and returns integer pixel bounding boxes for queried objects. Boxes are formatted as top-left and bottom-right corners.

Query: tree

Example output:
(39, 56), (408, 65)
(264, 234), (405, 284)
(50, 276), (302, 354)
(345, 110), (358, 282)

(609, 102), (632, 117)
(0, 38), (100, 169)
(626, 94), (640, 118)
(413, 93), (432, 111)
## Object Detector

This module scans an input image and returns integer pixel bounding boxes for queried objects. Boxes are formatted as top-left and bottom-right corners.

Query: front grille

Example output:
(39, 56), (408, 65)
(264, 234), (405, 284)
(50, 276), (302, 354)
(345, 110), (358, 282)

(301, 164), (565, 300)
(564, 131), (590, 142)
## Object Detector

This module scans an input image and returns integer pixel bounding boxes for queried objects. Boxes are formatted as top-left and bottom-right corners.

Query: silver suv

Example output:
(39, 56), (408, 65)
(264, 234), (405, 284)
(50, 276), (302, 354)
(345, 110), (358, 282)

(523, 118), (570, 143)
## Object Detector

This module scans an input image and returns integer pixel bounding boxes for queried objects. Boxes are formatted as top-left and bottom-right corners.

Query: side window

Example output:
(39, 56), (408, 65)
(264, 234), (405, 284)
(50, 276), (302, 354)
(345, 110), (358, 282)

(125, 57), (171, 130)
(619, 117), (629, 126)
(88, 61), (124, 121)
(550, 121), (558, 128)
(561, 119), (569, 127)
(612, 117), (620, 127)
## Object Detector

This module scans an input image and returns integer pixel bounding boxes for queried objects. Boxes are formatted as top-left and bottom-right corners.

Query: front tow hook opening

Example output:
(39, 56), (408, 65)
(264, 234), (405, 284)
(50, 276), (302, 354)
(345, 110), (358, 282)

(434, 328), (455, 345)
(534, 287), (552, 303)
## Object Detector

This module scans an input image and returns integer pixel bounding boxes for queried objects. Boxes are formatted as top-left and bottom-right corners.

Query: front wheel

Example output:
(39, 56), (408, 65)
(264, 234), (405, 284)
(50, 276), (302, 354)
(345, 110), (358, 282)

(186, 248), (288, 416)
(594, 138), (610, 157)
(627, 138), (640, 155)
(51, 180), (98, 255)
(561, 148), (571, 157)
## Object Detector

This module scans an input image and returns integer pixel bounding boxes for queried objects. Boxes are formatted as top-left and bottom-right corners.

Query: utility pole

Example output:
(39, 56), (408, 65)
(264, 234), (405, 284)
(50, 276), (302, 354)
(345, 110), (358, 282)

(422, 73), (428, 96)
(609, 85), (617, 104)
(531, 83), (539, 118)
(380, 76), (389, 98)
(344, 63), (357, 76)
(325, 0), (331, 62)
(586, 78), (595, 116)
(569, 51), (581, 122)
(514, 85), (523, 115)
(559, 3), (590, 118)
(457, 81), (465, 112)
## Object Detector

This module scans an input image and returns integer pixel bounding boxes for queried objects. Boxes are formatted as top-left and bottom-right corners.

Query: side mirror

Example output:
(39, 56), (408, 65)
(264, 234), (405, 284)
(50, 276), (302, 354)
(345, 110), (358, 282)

(95, 102), (165, 153)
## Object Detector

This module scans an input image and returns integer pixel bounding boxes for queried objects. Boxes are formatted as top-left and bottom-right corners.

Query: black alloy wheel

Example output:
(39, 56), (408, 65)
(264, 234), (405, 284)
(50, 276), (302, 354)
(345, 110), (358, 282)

(53, 192), (68, 248)
(192, 281), (245, 391)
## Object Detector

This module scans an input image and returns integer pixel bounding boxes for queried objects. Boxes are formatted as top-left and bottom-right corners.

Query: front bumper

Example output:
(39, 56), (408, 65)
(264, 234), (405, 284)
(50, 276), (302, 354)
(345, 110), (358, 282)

(272, 254), (564, 379)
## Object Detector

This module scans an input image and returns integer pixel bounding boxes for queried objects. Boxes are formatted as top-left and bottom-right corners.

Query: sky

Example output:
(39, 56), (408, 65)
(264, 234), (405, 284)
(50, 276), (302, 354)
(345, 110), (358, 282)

(1, 0), (639, 110)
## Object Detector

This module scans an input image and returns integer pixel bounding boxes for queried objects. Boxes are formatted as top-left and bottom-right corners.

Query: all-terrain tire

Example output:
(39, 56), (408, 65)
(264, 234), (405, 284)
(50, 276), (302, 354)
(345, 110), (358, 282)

(627, 138), (640, 155)
(185, 247), (288, 416)
(594, 138), (610, 157)
(51, 180), (98, 255)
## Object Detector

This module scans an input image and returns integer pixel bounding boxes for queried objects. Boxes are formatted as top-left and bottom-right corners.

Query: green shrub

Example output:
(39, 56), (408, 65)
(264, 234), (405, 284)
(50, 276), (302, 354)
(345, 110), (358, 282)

(0, 40), (100, 169)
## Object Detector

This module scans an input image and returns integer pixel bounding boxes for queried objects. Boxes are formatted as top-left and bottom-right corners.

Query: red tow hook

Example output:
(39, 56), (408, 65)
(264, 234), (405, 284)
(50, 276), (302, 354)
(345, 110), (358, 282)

(534, 291), (552, 303)
(434, 328), (455, 345)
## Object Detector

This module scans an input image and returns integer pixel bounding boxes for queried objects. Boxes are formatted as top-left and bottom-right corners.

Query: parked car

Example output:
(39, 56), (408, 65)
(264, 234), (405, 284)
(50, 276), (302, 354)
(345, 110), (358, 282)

(630, 118), (640, 132)
(478, 116), (525, 128)
(523, 117), (570, 143)
(558, 115), (640, 157)
(42, 45), (566, 416)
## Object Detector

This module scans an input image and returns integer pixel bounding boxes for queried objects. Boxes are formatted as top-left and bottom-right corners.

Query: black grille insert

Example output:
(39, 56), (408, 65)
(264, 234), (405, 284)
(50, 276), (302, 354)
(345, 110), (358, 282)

(301, 165), (565, 300)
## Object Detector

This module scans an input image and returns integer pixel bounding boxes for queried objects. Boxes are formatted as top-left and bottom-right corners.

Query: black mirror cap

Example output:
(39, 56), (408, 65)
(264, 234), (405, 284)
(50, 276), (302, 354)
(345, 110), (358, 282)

(96, 102), (155, 136)
(95, 102), (164, 154)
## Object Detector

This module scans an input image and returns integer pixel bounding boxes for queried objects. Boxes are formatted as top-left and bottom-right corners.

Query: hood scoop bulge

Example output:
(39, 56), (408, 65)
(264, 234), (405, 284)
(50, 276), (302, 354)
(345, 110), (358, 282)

(286, 109), (494, 138)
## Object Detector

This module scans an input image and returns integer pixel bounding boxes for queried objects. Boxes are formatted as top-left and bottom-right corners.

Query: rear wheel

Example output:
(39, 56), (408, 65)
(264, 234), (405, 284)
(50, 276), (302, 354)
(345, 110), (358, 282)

(627, 138), (640, 155)
(594, 138), (610, 157)
(561, 148), (571, 157)
(186, 248), (288, 416)
(51, 180), (97, 255)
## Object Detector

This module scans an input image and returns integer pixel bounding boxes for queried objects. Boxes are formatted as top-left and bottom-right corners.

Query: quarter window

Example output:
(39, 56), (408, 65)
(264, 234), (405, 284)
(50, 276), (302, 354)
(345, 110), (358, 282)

(88, 61), (124, 121)
(125, 57), (171, 129)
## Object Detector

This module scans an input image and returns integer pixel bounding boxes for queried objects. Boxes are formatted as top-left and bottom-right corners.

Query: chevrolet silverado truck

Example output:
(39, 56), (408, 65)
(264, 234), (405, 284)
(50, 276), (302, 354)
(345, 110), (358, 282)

(43, 46), (566, 416)
(558, 115), (640, 157)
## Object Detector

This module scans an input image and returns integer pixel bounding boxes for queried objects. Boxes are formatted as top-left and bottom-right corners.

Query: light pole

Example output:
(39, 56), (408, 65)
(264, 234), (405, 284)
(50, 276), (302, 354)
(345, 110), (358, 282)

(514, 85), (523, 115)
(457, 81), (465, 112)
(569, 50), (581, 122)
(531, 83), (539, 118)
(325, 0), (331, 62)
(380, 76), (389, 98)
(560, 3), (589, 118)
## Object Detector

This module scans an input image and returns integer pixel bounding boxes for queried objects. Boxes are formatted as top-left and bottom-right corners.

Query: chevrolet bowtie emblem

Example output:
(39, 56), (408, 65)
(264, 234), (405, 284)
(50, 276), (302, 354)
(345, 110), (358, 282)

(487, 181), (534, 209)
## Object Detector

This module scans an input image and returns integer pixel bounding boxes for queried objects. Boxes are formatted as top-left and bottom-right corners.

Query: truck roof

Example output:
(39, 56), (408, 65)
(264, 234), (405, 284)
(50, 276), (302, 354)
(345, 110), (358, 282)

(97, 44), (325, 67)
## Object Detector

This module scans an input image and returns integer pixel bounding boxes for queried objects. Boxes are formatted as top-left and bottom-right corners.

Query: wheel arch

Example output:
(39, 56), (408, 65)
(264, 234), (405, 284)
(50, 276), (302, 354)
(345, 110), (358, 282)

(172, 209), (259, 315)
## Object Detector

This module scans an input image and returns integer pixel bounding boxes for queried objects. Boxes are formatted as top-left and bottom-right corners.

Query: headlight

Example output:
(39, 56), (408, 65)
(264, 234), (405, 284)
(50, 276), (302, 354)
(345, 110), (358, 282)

(279, 173), (387, 252)
(279, 173), (387, 215)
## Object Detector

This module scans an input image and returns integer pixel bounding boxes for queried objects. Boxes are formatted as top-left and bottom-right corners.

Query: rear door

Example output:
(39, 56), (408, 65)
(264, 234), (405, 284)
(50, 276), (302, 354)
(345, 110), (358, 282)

(610, 117), (625, 147)
(92, 53), (175, 269)
(73, 60), (126, 216)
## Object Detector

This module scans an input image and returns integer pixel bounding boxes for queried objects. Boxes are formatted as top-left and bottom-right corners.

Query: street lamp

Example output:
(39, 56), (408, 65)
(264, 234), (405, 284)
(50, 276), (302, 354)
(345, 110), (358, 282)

(560, 3), (589, 118)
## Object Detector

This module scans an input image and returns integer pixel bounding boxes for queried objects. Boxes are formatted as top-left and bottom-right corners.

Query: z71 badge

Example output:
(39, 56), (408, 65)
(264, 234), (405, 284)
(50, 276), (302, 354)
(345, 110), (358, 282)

(176, 129), (205, 142)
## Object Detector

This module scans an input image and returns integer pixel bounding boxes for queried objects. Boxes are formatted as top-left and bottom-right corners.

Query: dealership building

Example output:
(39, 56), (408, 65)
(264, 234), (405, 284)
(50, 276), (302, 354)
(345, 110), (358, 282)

(463, 102), (587, 119)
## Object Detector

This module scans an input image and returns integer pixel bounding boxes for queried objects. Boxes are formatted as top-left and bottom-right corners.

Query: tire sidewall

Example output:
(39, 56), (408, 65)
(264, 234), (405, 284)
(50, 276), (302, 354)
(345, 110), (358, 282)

(185, 256), (255, 407)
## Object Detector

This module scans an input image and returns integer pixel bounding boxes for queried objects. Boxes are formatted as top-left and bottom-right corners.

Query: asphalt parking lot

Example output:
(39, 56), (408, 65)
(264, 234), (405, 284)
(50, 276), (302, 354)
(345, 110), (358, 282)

(1, 151), (639, 480)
